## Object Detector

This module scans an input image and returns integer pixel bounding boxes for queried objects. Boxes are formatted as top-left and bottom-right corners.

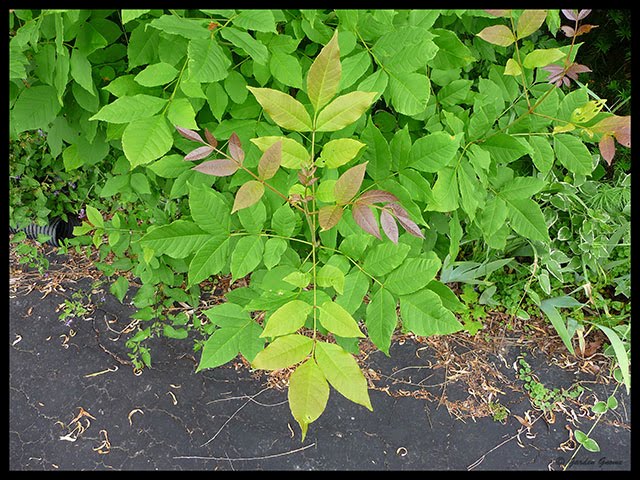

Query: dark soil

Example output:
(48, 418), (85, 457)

(9, 248), (631, 470)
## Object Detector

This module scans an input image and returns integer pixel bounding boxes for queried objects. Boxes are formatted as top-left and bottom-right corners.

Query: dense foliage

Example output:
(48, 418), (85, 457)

(9, 9), (630, 438)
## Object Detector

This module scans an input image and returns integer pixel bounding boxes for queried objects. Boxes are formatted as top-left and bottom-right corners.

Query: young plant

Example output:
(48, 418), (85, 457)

(158, 30), (463, 439)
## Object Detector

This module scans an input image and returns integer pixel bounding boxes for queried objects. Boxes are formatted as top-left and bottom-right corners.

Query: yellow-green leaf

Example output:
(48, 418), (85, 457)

(319, 138), (366, 168)
(250, 136), (310, 169)
(231, 180), (264, 213)
(516, 10), (547, 39)
(307, 30), (341, 112)
(247, 86), (312, 132)
(315, 341), (372, 410)
(477, 25), (516, 47)
(318, 300), (365, 338)
(288, 359), (329, 441)
(504, 58), (522, 76)
(523, 48), (565, 69)
(315, 91), (377, 132)
(251, 334), (313, 370)
(260, 300), (313, 338)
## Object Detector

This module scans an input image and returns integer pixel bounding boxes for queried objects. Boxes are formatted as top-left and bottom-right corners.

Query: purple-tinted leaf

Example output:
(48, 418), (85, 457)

(388, 203), (425, 239)
(176, 125), (206, 144)
(599, 134), (615, 166)
(258, 141), (282, 180)
(560, 25), (575, 37)
(352, 202), (381, 240)
(334, 162), (368, 205)
(576, 9), (592, 20)
(231, 180), (264, 213)
(318, 205), (344, 231)
(380, 209), (399, 244)
(561, 9), (578, 21)
(204, 128), (218, 148)
(228, 132), (244, 163)
(192, 159), (239, 176)
(543, 62), (591, 88)
(184, 145), (215, 161)
(357, 189), (399, 205)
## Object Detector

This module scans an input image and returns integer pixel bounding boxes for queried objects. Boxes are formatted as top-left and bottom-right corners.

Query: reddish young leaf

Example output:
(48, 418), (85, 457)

(176, 125), (206, 144)
(334, 162), (368, 206)
(258, 141), (282, 181)
(380, 209), (399, 244)
(485, 9), (511, 17)
(228, 132), (244, 163)
(592, 115), (631, 148)
(192, 159), (239, 176)
(204, 128), (218, 148)
(389, 203), (425, 239)
(599, 134), (616, 166)
(575, 24), (598, 36)
(357, 189), (399, 205)
(477, 25), (515, 47)
(232, 180), (264, 213)
(184, 145), (215, 161)
(352, 202), (381, 240)
(318, 205), (344, 231)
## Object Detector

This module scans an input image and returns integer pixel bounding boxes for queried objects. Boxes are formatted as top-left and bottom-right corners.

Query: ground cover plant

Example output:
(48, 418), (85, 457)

(9, 9), (630, 439)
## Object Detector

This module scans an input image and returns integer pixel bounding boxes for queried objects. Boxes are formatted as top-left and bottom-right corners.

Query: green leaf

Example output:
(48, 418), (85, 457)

(197, 316), (262, 370)
(425, 280), (466, 313)
(553, 134), (593, 175)
(357, 69), (388, 102)
(140, 220), (210, 259)
(482, 133), (533, 164)
(283, 271), (311, 289)
(89, 94), (167, 124)
(270, 52), (303, 88)
(188, 237), (230, 286)
(360, 121), (391, 181)
(86, 205), (104, 228)
(252, 334), (313, 370)
(220, 27), (269, 65)
(387, 72), (430, 116)
(574, 430), (600, 453)
(479, 196), (508, 241)
(477, 25), (515, 47)
(122, 115), (174, 168)
(523, 48), (565, 69)
(230, 235), (264, 280)
(134, 62), (179, 87)
(315, 91), (377, 132)
(188, 183), (231, 238)
(148, 15), (209, 39)
(109, 277), (129, 303)
(319, 139), (365, 168)
(591, 401), (608, 414)
(121, 9), (149, 24)
(130, 172), (151, 194)
(385, 253), (442, 295)
(499, 176), (545, 199)
(410, 131), (460, 172)
(363, 242), (411, 277)
(10, 85), (61, 134)
(232, 9), (277, 32)
(205, 82), (228, 122)
(315, 342), (372, 410)
(251, 136), (309, 169)
(428, 166), (459, 212)
(528, 135), (555, 174)
(248, 87), (312, 132)
(340, 51), (371, 90)
(167, 98), (198, 130)
(316, 264), (345, 295)
(53, 47), (69, 105)
(335, 270), (369, 315)
(539, 298), (575, 354)
(187, 38), (231, 83)
(224, 70), (248, 104)
(261, 300), (313, 338)
(288, 359), (329, 441)
(272, 204), (297, 237)
(307, 29), (341, 112)
(127, 24), (159, 69)
(318, 300), (365, 338)
(69, 49), (94, 94)
(400, 289), (463, 336)
(232, 180), (265, 213)
(263, 237), (288, 270)
(334, 162), (368, 205)
(594, 324), (630, 394)
(504, 197), (550, 243)
(456, 161), (481, 221)
(365, 287), (397, 355)
(373, 26), (438, 72)
(147, 154), (191, 178)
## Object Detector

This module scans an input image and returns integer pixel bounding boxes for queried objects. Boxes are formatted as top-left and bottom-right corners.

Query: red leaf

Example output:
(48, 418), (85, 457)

(175, 125), (206, 144)
(334, 162), (368, 205)
(352, 202), (381, 240)
(192, 159), (239, 176)
(184, 145), (215, 161)
(357, 189), (399, 205)
(599, 134), (616, 166)
(204, 128), (218, 148)
(380, 209), (399, 244)
(228, 132), (244, 164)
(258, 141), (282, 181)
(318, 205), (344, 231)
(389, 203), (424, 239)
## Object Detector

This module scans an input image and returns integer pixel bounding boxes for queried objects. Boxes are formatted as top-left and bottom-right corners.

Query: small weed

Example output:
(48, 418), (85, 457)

(489, 401), (509, 423)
